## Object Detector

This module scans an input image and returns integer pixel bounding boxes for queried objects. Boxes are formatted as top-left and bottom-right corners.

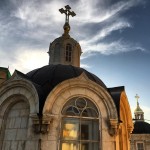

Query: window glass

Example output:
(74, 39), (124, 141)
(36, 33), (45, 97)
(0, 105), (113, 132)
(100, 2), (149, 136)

(66, 44), (72, 62)
(61, 97), (99, 150)
(137, 143), (144, 150)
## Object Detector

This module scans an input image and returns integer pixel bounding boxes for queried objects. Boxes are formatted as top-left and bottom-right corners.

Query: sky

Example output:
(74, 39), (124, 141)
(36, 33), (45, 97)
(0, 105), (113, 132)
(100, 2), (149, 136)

(0, 0), (150, 123)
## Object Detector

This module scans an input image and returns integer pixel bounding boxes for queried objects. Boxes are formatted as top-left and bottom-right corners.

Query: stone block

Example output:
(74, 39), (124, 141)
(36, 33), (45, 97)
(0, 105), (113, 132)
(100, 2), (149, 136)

(14, 117), (21, 128)
(16, 129), (27, 140)
(21, 117), (28, 128)
(2, 141), (11, 150)
(4, 129), (17, 140)
(25, 141), (38, 150)
(10, 141), (18, 150)
(41, 141), (57, 150)
(18, 141), (26, 150)
(8, 110), (20, 117)
(20, 109), (29, 116)
(8, 118), (15, 128)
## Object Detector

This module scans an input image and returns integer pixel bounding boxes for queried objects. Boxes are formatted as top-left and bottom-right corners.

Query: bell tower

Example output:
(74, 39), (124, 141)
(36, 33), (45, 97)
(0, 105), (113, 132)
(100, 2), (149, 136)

(134, 94), (144, 121)
(48, 5), (82, 67)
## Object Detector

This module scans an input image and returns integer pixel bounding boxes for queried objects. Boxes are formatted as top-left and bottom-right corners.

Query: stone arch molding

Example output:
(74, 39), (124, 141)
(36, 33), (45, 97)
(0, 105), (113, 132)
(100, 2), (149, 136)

(120, 91), (133, 134)
(0, 73), (39, 119)
(43, 73), (118, 122)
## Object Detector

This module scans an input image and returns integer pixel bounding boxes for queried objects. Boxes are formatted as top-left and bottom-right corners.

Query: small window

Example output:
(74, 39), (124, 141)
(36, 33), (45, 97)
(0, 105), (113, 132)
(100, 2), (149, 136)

(65, 44), (72, 62)
(136, 142), (144, 150)
(60, 97), (99, 150)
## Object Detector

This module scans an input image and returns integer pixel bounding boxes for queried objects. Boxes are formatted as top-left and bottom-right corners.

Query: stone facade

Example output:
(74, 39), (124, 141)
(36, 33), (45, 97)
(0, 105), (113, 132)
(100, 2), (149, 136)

(130, 134), (150, 150)
(0, 71), (133, 150)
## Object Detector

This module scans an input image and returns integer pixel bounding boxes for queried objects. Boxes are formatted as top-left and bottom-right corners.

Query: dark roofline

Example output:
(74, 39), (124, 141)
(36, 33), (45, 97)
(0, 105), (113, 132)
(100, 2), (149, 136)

(108, 86), (125, 122)
(108, 86), (125, 93)
(14, 70), (44, 115)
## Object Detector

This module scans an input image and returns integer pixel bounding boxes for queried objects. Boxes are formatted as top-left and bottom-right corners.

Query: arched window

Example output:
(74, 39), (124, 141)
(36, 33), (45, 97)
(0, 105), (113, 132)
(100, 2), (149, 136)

(54, 43), (60, 62)
(1, 101), (29, 149)
(60, 97), (99, 150)
(65, 44), (72, 62)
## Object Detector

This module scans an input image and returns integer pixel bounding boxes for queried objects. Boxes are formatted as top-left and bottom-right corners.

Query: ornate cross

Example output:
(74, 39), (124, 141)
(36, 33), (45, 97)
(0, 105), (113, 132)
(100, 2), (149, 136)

(135, 94), (140, 103)
(59, 5), (76, 23)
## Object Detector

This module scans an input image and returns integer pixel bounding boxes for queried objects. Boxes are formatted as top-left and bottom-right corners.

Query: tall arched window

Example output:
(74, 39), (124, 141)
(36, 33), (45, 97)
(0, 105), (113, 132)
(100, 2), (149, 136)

(1, 101), (29, 149)
(60, 97), (99, 150)
(54, 43), (60, 62)
(65, 44), (72, 62)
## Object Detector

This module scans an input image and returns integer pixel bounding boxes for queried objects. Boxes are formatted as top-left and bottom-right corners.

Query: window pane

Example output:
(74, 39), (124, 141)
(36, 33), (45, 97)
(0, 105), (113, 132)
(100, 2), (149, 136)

(66, 44), (72, 62)
(62, 106), (80, 116)
(137, 143), (144, 150)
(81, 142), (99, 150)
(62, 118), (79, 140)
(82, 108), (98, 117)
(62, 142), (79, 150)
(81, 119), (99, 141)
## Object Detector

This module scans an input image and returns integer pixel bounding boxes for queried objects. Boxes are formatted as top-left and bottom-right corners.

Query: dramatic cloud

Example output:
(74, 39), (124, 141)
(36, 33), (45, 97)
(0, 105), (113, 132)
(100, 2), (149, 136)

(0, 0), (146, 71)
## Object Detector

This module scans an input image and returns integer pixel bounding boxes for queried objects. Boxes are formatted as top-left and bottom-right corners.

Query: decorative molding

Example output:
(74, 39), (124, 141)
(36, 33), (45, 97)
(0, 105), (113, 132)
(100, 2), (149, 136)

(127, 125), (133, 139)
(109, 119), (119, 136)
(30, 113), (54, 134)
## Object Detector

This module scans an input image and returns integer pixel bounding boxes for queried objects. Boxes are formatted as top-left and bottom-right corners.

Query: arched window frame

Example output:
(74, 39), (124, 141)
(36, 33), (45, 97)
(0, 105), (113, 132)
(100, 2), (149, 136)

(60, 97), (100, 150)
(65, 43), (72, 62)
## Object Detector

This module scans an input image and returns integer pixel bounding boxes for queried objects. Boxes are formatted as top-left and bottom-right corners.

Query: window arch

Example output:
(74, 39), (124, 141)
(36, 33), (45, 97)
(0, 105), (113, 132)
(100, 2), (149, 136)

(65, 44), (72, 62)
(54, 43), (60, 62)
(60, 97), (99, 150)
(1, 100), (29, 149)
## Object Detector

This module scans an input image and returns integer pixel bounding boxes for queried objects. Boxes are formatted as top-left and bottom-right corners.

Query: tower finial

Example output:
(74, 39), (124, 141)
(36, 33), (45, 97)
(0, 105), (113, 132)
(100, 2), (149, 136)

(59, 5), (76, 34)
(134, 94), (144, 121)
(135, 94), (140, 105)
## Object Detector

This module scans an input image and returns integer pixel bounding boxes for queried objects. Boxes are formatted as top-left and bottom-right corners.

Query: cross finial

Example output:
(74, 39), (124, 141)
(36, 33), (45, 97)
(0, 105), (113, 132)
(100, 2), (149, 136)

(135, 94), (140, 103)
(59, 5), (76, 24)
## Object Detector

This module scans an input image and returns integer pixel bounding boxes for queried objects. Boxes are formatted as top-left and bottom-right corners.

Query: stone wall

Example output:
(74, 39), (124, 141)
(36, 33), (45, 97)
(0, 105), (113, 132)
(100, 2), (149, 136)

(130, 134), (150, 150)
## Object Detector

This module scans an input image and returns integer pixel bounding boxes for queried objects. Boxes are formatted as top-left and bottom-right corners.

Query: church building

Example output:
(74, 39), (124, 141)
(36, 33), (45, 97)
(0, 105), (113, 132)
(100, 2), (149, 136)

(130, 95), (150, 150)
(0, 5), (133, 150)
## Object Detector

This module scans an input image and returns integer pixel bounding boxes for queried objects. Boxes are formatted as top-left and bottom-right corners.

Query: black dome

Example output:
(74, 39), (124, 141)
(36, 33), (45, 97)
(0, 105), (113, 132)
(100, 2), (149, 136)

(26, 64), (107, 113)
(132, 121), (150, 134)
(26, 64), (106, 91)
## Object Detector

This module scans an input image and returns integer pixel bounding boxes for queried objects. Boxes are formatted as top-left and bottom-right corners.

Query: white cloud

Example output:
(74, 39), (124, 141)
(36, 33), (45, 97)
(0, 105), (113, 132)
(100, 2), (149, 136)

(11, 0), (65, 27)
(0, 0), (146, 70)
(15, 48), (48, 73)
(80, 63), (91, 69)
(81, 40), (145, 58)
(74, 0), (143, 24)
(82, 19), (132, 43)
(1, 48), (48, 74)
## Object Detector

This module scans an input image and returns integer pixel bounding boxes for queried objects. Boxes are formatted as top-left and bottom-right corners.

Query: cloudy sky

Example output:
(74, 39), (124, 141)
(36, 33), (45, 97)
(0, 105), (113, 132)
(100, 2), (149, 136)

(0, 0), (150, 122)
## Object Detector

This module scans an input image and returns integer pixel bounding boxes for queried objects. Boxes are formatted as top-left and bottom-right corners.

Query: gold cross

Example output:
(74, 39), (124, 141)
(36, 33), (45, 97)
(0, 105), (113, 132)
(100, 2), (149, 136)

(59, 5), (76, 24)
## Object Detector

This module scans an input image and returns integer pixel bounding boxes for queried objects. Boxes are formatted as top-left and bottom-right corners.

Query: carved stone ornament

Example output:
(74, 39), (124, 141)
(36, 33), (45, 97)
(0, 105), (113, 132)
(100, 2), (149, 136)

(30, 114), (54, 134)
(127, 125), (133, 139)
(109, 119), (119, 136)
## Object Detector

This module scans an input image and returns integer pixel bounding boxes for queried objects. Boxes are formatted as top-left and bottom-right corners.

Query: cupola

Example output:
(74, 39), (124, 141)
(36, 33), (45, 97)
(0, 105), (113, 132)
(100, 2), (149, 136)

(48, 5), (82, 67)
(134, 94), (144, 121)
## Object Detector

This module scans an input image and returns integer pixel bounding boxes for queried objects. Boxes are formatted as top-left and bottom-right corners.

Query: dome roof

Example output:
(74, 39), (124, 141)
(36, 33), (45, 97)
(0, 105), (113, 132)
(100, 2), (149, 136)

(27, 64), (106, 90)
(52, 34), (78, 44)
(26, 64), (107, 113)
(132, 121), (150, 134)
